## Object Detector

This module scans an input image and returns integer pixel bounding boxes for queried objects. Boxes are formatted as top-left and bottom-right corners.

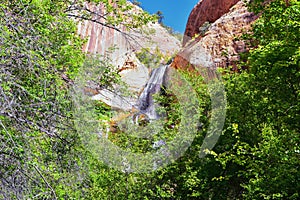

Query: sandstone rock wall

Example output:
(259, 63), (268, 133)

(173, 1), (258, 71)
(75, 2), (180, 110)
(183, 0), (239, 46)
(76, 3), (180, 69)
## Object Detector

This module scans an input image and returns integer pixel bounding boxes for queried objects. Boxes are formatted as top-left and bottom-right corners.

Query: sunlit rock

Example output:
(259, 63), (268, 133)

(173, 1), (258, 70)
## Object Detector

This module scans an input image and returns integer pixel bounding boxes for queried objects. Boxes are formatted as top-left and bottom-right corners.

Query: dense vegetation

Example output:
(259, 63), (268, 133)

(0, 0), (299, 199)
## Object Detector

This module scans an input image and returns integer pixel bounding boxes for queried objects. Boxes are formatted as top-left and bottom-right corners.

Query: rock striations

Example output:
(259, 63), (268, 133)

(76, 2), (180, 68)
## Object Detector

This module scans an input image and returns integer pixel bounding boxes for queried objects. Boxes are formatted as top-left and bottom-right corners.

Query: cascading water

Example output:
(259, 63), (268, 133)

(134, 64), (169, 122)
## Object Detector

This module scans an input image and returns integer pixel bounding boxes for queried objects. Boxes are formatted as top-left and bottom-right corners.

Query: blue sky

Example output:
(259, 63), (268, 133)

(135, 0), (199, 33)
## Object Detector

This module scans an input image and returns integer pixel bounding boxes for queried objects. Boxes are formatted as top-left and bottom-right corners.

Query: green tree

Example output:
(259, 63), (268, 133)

(209, 0), (300, 199)
(104, 0), (299, 199)
(156, 10), (164, 24)
(82, 0), (300, 199)
(0, 0), (154, 199)
(131, 0), (142, 7)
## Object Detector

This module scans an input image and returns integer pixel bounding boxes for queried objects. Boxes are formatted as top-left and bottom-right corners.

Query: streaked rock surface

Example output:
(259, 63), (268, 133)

(75, 2), (180, 110)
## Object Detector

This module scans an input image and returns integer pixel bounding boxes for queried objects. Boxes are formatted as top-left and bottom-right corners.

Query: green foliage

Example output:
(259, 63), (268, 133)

(155, 10), (164, 24)
(199, 21), (211, 36)
(136, 47), (164, 68)
(82, 69), (211, 199)
(0, 0), (154, 199)
(1, 0), (299, 199)
(83, 53), (122, 90)
(208, 1), (300, 199)
(131, 0), (142, 7)
(161, 23), (184, 42)
(96, 1), (299, 199)
(86, 1), (299, 199)
(136, 47), (175, 69)
(0, 0), (87, 198)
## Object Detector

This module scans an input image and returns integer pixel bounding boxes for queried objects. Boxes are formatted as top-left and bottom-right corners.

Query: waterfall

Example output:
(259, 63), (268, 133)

(134, 64), (169, 121)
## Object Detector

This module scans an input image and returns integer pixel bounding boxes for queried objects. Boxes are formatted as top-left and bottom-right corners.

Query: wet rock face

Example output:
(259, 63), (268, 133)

(173, 1), (258, 71)
(183, 0), (239, 46)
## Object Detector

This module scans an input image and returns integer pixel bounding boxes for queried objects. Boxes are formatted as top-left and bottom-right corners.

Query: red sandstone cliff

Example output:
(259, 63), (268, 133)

(173, 0), (258, 71)
(183, 0), (239, 46)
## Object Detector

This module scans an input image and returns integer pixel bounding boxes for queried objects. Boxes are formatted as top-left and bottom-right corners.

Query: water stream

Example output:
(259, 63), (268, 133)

(134, 64), (169, 121)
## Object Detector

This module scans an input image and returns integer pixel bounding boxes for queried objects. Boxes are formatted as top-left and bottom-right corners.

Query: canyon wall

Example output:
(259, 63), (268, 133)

(76, 2), (180, 68)
(174, 0), (258, 71)
(183, 0), (239, 46)
(75, 2), (180, 110)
